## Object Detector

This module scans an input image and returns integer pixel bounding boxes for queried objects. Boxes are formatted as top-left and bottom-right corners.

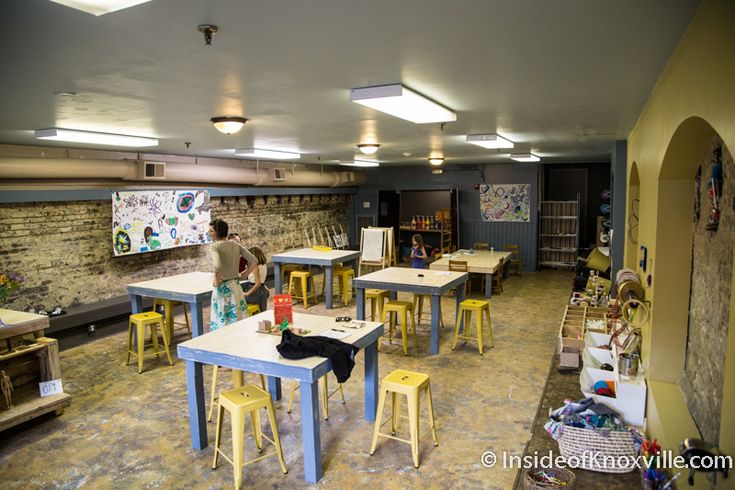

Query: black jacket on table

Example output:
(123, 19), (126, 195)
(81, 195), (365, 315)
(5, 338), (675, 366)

(276, 329), (359, 383)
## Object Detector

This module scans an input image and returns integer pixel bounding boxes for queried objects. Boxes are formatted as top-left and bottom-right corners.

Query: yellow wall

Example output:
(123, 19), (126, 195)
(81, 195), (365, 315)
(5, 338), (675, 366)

(626, 0), (735, 479)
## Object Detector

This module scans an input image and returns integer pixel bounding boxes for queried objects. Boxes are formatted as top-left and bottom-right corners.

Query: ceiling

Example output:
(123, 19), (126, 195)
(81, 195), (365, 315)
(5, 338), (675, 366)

(0, 0), (701, 167)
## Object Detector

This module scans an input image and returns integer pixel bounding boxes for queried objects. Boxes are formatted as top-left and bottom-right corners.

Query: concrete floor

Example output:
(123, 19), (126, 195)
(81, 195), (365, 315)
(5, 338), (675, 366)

(1, 270), (574, 489)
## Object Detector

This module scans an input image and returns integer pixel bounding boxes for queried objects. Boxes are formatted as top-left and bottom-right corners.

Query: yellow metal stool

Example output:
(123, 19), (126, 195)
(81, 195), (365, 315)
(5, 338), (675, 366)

(125, 311), (174, 374)
(153, 298), (191, 343)
(288, 270), (318, 308)
(370, 369), (438, 468)
(366, 289), (391, 321)
(412, 294), (445, 328)
(280, 264), (305, 287)
(286, 374), (345, 420)
(320, 267), (355, 306)
(452, 299), (493, 355)
(247, 303), (261, 316)
(381, 300), (418, 356)
(208, 367), (266, 422)
(212, 384), (288, 489)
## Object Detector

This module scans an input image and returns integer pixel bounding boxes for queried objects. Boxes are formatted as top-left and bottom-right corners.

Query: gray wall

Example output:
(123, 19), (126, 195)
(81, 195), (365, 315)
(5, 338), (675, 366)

(356, 163), (539, 271)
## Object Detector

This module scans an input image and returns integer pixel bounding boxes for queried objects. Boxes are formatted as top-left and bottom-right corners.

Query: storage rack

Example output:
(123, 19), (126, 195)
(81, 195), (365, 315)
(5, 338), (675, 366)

(539, 197), (579, 269)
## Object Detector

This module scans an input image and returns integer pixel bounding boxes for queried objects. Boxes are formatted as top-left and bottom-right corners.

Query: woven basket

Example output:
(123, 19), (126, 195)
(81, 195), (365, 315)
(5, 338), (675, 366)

(523, 466), (576, 489)
(557, 425), (637, 473)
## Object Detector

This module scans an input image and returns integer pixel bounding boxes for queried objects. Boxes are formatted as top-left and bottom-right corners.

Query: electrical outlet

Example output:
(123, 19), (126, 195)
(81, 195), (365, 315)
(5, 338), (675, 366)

(88, 324), (96, 333)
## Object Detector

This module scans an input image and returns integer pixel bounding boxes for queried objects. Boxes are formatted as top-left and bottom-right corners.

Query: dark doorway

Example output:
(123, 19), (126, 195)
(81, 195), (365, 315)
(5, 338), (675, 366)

(378, 190), (400, 247)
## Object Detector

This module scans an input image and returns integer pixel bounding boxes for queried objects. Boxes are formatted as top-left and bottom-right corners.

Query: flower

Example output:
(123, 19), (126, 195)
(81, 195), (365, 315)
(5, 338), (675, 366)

(0, 272), (24, 303)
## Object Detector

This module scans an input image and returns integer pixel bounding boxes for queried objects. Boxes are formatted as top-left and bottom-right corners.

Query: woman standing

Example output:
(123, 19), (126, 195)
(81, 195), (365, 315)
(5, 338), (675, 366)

(208, 219), (257, 331)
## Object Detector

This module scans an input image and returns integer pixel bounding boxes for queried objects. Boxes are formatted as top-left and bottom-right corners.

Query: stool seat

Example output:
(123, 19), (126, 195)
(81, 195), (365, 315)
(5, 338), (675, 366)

(381, 300), (417, 356)
(452, 299), (493, 355)
(370, 369), (438, 468)
(247, 303), (261, 316)
(213, 384), (288, 489)
(126, 312), (173, 374)
(288, 271), (318, 309)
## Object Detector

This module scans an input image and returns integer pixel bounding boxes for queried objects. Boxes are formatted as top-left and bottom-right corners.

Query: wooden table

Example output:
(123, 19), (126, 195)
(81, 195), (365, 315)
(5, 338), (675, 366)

(127, 271), (214, 338)
(430, 249), (512, 298)
(271, 248), (362, 309)
(176, 311), (383, 484)
(353, 267), (468, 355)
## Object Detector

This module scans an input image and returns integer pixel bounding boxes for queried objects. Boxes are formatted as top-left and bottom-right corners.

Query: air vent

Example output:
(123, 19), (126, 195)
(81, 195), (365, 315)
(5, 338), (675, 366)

(341, 171), (355, 184)
(138, 160), (166, 180)
(272, 168), (287, 181)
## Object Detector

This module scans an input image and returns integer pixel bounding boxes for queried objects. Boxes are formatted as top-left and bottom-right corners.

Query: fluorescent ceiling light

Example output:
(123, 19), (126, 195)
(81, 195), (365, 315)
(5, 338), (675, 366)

(510, 152), (540, 162)
(339, 159), (379, 168)
(48, 0), (153, 16)
(357, 144), (380, 155)
(350, 84), (456, 124)
(428, 157), (444, 166)
(34, 128), (158, 147)
(234, 148), (301, 160)
(467, 133), (514, 149)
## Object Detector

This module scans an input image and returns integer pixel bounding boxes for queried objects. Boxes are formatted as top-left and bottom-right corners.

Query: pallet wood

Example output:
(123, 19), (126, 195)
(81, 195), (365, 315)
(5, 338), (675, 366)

(0, 309), (48, 341)
(0, 392), (72, 432)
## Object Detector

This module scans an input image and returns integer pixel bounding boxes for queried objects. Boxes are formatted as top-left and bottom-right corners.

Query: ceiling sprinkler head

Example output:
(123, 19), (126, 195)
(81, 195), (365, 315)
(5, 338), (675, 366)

(198, 24), (218, 45)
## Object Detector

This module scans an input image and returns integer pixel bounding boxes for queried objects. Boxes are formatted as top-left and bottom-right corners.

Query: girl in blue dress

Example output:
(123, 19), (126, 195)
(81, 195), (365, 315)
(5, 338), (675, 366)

(411, 234), (427, 269)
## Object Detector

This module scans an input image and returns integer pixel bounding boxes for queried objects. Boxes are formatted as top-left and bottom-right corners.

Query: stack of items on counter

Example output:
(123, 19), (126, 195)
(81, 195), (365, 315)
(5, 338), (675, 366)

(545, 398), (643, 439)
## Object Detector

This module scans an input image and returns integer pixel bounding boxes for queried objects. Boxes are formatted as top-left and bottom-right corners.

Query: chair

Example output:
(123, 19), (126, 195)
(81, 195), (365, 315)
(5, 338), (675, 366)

(212, 384), (288, 489)
(448, 260), (470, 295)
(452, 299), (493, 354)
(473, 243), (490, 251)
(381, 300), (418, 356)
(125, 312), (174, 374)
(320, 266), (355, 307)
(369, 369), (438, 468)
(492, 257), (504, 294)
(286, 374), (345, 420)
(280, 264), (306, 287)
(153, 298), (191, 343)
(366, 289), (391, 321)
(504, 244), (522, 276)
(288, 270), (318, 308)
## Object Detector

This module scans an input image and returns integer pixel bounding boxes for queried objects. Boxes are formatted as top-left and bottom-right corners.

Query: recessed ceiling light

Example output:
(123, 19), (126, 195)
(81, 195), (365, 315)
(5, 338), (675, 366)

(34, 127), (158, 147)
(339, 159), (380, 168)
(48, 0), (153, 16)
(428, 157), (444, 166)
(431, 169), (444, 175)
(53, 91), (77, 97)
(234, 148), (300, 160)
(357, 143), (380, 155)
(510, 152), (540, 162)
(350, 84), (456, 124)
(210, 116), (248, 135)
(466, 133), (514, 149)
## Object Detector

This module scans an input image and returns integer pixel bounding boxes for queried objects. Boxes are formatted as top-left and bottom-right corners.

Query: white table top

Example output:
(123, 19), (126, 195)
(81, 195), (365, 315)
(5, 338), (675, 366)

(178, 311), (383, 372)
(271, 248), (361, 263)
(127, 271), (214, 295)
(430, 250), (512, 274)
(354, 267), (467, 290)
(0, 309), (47, 325)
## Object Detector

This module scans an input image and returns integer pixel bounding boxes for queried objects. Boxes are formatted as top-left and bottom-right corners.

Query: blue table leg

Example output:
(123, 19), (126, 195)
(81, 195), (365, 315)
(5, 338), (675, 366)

(390, 290), (398, 300)
(267, 376), (282, 401)
(364, 340), (379, 421)
(325, 265), (334, 309)
(130, 294), (143, 314)
(356, 287), (365, 321)
(430, 294), (441, 355)
(189, 301), (204, 337)
(274, 263), (282, 294)
(485, 273), (492, 298)
(185, 360), (207, 450)
(300, 380), (322, 483)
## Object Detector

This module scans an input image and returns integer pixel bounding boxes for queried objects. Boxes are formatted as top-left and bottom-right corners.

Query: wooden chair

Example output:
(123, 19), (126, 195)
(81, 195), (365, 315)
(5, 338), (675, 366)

(504, 244), (522, 276)
(448, 260), (470, 295)
(492, 257), (504, 294)
(473, 243), (490, 251)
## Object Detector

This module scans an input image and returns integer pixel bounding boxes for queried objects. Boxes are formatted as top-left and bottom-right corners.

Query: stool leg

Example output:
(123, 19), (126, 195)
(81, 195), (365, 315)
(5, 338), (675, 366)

(164, 304), (174, 344)
(485, 307), (494, 348)
(287, 381), (298, 413)
(301, 276), (308, 308)
(400, 309), (408, 356)
(150, 324), (160, 357)
(212, 404), (225, 469)
(370, 387), (388, 455)
(377, 297), (385, 324)
(369, 297), (376, 322)
(159, 319), (174, 365)
(208, 366), (218, 422)
(320, 376), (329, 420)
(391, 392), (401, 435)
(259, 374), (266, 391)
(250, 409), (263, 452)
(338, 383), (346, 404)
(410, 308), (418, 349)
(407, 390), (420, 468)
(265, 400), (288, 474)
(231, 408), (246, 490)
(451, 309), (462, 351)
(426, 384), (439, 446)
(136, 321), (145, 374)
(126, 322), (134, 366)
(476, 309), (484, 355)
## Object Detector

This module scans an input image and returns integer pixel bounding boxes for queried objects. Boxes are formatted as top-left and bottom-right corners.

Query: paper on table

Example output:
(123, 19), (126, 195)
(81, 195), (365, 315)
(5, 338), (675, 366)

(313, 329), (351, 340)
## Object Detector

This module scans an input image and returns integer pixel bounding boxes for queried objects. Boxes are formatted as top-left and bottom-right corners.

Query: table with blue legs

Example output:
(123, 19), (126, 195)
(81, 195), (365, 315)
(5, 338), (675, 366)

(430, 250), (512, 298)
(353, 267), (468, 355)
(127, 271), (214, 337)
(177, 310), (384, 484)
(271, 248), (361, 309)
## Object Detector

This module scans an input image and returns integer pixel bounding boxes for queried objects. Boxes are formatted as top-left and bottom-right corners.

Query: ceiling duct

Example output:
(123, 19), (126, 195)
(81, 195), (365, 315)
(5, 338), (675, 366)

(139, 160), (166, 180)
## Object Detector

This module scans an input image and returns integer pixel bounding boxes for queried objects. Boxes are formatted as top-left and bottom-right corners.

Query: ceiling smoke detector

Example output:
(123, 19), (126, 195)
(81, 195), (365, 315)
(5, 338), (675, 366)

(198, 24), (218, 45)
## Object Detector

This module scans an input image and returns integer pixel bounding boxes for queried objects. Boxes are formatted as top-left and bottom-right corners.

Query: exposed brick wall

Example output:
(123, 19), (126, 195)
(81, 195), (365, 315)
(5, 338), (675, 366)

(680, 137), (733, 444)
(0, 193), (349, 311)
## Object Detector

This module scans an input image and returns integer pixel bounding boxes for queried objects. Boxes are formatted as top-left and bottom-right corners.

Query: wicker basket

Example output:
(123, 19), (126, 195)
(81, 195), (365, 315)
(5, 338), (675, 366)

(523, 466), (576, 489)
(557, 425), (637, 473)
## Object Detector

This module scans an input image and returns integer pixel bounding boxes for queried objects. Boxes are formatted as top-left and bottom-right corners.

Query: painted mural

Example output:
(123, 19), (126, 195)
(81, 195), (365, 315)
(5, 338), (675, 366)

(112, 190), (211, 256)
(479, 183), (530, 222)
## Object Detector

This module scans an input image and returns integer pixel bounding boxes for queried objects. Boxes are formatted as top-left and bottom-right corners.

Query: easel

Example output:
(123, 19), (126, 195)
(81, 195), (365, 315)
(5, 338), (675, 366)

(358, 227), (396, 275)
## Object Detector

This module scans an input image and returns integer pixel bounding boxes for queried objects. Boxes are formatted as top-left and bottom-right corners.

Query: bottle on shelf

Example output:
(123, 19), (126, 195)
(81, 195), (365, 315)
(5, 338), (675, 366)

(411, 215), (416, 228)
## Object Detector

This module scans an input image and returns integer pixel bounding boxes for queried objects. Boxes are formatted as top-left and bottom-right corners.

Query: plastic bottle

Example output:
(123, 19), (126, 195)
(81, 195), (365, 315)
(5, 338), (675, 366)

(411, 216), (416, 228)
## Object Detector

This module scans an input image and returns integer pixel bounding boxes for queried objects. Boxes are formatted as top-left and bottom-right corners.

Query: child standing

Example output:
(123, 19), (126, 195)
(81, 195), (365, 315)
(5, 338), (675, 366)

(411, 234), (427, 269)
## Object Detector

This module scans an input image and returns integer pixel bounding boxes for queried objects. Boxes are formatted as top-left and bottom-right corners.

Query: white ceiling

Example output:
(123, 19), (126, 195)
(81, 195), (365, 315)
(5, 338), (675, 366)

(0, 0), (700, 166)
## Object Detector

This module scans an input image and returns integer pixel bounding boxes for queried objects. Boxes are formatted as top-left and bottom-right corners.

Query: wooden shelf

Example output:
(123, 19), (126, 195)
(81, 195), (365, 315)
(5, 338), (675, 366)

(539, 198), (579, 269)
(399, 227), (448, 233)
(0, 391), (71, 432)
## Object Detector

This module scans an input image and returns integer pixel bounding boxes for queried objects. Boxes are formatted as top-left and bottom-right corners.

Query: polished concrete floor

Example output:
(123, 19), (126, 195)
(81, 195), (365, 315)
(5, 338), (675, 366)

(1, 270), (574, 489)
